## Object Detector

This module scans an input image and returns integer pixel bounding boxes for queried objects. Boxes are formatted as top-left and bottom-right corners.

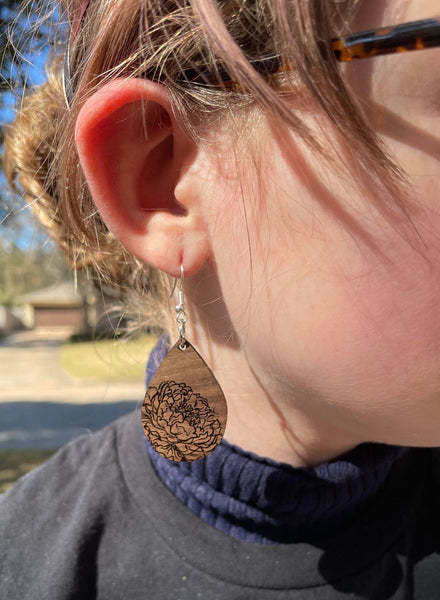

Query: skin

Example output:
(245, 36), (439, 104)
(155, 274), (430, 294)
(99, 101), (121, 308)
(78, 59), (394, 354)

(75, 0), (440, 467)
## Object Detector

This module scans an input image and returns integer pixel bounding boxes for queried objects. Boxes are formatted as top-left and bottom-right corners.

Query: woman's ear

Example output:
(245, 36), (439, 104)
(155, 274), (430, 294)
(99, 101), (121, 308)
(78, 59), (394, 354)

(74, 78), (210, 278)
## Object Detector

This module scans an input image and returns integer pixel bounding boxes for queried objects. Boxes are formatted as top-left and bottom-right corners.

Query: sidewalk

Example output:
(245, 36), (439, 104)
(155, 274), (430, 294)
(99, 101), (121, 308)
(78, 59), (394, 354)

(0, 328), (144, 449)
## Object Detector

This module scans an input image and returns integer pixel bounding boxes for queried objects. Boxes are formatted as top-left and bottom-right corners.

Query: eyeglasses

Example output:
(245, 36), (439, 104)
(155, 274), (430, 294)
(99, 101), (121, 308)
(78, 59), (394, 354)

(332, 15), (440, 62)
(64, 14), (440, 103)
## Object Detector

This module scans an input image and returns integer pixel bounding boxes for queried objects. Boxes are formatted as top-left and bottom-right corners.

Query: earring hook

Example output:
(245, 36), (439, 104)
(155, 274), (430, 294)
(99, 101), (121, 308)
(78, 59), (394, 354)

(170, 264), (184, 298)
(172, 265), (188, 349)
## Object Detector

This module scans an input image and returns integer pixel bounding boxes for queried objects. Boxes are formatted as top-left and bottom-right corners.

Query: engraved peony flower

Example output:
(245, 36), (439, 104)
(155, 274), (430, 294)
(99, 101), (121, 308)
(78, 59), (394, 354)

(142, 380), (222, 461)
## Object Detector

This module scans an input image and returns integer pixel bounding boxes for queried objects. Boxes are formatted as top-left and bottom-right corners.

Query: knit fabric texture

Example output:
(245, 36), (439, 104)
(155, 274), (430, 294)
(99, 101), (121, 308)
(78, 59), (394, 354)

(144, 337), (405, 543)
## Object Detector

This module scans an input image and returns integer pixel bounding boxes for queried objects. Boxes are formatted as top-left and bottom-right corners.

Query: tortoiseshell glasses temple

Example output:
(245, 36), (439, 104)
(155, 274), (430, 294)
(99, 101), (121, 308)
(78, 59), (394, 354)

(332, 15), (440, 62)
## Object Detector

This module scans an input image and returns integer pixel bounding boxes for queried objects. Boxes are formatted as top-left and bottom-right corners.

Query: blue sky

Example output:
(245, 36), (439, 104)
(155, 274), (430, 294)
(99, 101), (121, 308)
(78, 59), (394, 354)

(1, 47), (48, 126)
(1, 44), (49, 249)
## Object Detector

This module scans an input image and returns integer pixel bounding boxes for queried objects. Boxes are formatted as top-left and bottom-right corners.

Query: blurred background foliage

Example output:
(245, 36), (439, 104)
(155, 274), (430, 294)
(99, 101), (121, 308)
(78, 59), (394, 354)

(1, 0), (69, 302)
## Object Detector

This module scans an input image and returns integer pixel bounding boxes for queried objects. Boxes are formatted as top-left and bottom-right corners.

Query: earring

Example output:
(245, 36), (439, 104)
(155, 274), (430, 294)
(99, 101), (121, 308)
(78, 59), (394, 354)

(142, 266), (227, 462)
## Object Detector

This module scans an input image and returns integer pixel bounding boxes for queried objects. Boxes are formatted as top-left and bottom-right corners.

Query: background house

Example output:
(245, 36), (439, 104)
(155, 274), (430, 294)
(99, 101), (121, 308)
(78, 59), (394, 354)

(22, 282), (86, 330)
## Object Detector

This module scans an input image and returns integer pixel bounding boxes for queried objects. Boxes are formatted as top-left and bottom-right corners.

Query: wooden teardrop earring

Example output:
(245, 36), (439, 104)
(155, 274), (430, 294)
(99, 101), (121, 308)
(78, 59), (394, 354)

(142, 265), (227, 461)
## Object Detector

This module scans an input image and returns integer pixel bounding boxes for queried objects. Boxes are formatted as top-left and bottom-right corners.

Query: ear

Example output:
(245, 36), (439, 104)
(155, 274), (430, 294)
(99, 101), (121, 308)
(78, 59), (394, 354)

(74, 78), (210, 278)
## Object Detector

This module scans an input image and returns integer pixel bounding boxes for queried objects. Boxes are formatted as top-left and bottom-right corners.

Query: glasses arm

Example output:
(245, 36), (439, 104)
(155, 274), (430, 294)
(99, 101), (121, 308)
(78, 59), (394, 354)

(332, 16), (440, 62)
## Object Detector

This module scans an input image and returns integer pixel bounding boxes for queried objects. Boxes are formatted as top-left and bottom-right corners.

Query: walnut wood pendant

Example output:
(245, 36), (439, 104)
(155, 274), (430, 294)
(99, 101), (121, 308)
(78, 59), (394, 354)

(142, 340), (227, 462)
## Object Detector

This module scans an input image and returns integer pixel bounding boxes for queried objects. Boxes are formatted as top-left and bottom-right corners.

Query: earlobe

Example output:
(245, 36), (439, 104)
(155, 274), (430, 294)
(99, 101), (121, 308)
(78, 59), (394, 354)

(74, 78), (211, 278)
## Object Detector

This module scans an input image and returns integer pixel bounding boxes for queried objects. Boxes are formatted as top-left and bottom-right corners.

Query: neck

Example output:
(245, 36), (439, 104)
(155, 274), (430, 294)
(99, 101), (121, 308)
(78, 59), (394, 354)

(219, 353), (359, 467)
(186, 327), (361, 467)
(225, 398), (357, 468)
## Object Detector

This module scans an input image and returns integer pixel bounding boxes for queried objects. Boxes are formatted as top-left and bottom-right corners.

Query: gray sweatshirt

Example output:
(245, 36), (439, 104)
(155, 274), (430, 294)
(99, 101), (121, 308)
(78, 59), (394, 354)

(1, 410), (440, 599)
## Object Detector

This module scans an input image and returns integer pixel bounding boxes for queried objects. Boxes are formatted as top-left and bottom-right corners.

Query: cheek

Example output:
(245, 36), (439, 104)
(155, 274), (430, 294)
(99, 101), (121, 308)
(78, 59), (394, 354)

(310, 264), (440, 388)
(266, 226), (440, 442)
(211, 169), (440, 392)
(230, 193), (440, 431)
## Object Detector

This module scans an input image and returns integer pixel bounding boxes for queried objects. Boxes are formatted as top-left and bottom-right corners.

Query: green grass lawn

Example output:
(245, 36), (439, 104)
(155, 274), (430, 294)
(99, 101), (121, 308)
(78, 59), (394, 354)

(60, 334), (157, 380)
(0, 449), (57, 493)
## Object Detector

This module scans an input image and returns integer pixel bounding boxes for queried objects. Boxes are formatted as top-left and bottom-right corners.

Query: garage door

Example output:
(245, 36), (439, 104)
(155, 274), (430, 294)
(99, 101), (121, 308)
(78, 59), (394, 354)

(34, 306), (83, 328)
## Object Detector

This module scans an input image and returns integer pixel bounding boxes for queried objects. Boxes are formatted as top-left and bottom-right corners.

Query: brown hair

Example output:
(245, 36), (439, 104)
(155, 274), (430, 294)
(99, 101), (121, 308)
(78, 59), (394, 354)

(4, 0), (409, 334)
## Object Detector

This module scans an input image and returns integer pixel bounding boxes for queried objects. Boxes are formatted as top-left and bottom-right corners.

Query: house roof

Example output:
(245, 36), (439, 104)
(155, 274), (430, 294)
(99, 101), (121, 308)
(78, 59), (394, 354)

(22, 282), (84, 307)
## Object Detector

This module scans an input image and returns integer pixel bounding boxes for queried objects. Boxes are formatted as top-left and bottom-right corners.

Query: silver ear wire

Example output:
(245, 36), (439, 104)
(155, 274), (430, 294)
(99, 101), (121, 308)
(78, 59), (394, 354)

(174, 265), (188, 349)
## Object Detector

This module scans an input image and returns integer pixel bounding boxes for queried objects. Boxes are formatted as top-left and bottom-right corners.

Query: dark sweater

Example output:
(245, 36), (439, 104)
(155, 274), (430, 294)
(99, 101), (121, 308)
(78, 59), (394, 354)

(1, 409), (440, 599)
